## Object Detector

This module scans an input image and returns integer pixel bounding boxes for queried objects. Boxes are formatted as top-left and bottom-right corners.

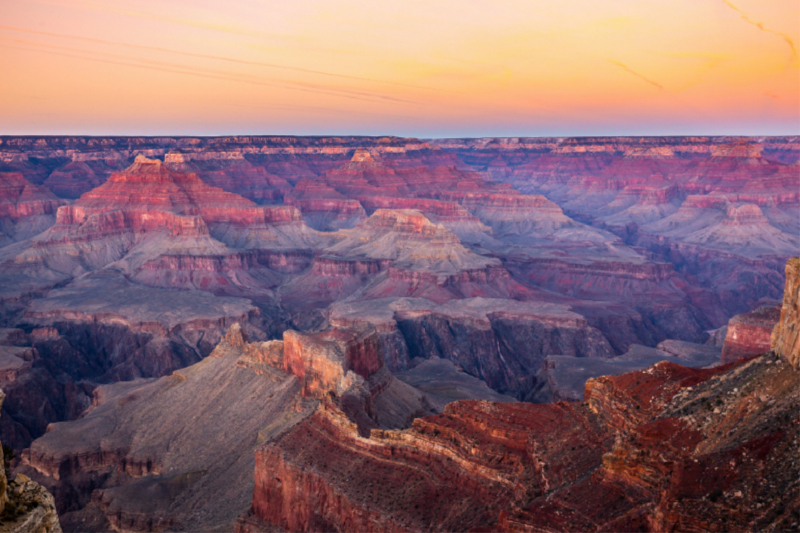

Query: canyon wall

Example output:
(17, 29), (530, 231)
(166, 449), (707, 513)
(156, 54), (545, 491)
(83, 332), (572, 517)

(242, 350), (799, 532)
(0, 136), (796, 532)
(772, 257), (800, 369)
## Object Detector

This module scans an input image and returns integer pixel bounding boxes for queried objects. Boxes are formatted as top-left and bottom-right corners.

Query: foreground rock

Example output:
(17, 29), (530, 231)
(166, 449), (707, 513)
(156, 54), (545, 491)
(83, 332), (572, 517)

(772, 257), (800, 368)
(239, 353), (799, 532)
(19, 323), (435, 532)
(0, 474), (62, 533)
(235, 257), (800, 532)
(0, 389), (61, 533)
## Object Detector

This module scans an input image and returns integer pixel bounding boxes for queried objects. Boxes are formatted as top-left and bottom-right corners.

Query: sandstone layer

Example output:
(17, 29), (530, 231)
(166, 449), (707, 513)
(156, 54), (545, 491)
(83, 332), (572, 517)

(241, 353), (799, 532)
(18, 323), (436, 532)
(721, 306), (781, 363)
(0, 137), (796, 531)
(772, 257), (800, 368)
(0, 174), (66, 246)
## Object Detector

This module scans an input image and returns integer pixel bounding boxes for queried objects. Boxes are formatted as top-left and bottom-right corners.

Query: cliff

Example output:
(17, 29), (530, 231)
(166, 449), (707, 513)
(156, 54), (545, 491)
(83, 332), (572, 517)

(282, 325), (385, 399)
(772, 257), (800, 368)
(242, 351), (799, 532)
(19, 323), (434, 532)
(0, 389), (62, 533)
(721, 305), (781, 363)
(0, 173), (66, 245)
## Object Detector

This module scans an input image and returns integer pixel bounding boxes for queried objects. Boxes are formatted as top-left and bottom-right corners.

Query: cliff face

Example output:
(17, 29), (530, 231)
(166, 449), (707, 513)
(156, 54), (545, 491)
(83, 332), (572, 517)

(19, 323), (435, 532)
(0, 389), (62, 532)
(721, 305), (782, 363)
(772, 257), (800, 368)
(0, 173), (66, 245)
(243, 352), (799, 533)
(283, 325), (385, 399)
(0, 136), (797, 532)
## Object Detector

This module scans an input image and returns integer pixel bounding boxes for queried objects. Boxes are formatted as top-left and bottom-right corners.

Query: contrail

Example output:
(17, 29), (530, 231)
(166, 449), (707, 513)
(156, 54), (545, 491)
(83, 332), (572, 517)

(0, 42), (419, 106)
(0, 36), (417, 105)
(722, 0), (798, 62)
(607, 60), (664, 90)
(0, 25), (440, 92)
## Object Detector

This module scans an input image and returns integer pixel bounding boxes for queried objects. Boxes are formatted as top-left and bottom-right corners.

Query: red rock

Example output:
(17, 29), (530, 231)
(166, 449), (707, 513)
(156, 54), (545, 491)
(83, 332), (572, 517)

(244, 352), (799, 533)
(19, 322), (434, 531)
(772, 257), (800, 368)
(721, 305), (781, 363)
(165, 150), (292, 204)
(0, 172), (66, 243)
(283, 325), (385, 398)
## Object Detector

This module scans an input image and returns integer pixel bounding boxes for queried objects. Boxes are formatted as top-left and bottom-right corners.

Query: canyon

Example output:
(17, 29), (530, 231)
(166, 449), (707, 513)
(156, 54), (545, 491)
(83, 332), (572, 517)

(0, 135), (797, 531)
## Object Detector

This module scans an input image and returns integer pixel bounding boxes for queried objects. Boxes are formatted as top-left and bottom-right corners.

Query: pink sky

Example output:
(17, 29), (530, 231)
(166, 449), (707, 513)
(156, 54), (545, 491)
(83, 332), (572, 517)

(1, 0), (798, 136)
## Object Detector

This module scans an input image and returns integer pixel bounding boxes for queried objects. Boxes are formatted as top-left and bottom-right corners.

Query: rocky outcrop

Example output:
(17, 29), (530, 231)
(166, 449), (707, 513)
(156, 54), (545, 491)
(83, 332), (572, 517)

(283, 325), (385, 399)
(0, 389), (62, 532)
(721, 305), (781, 363)
(0, 174), (66, 245)
(772, 257), (800, 368)
(18, 323), (434, 532)
(242, 351), (799, 532)
(0, 474), (62, 533)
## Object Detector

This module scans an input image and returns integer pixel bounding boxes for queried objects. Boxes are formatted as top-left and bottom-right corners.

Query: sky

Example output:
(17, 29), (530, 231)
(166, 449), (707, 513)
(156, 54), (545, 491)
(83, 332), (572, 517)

(0, 0), (798, 137)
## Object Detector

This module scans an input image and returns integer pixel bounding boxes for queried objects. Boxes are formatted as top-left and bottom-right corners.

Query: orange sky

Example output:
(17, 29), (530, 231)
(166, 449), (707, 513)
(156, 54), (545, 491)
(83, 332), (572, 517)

(1, 0), (798, 136)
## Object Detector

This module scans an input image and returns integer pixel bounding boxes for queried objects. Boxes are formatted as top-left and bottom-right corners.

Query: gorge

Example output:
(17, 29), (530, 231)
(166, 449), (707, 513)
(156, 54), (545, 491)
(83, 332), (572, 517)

(0, 135), (797, 532)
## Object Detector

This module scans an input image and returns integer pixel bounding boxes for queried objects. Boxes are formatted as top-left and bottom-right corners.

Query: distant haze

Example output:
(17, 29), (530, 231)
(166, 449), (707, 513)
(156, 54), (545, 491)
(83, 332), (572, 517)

(1, 0), (798, 136)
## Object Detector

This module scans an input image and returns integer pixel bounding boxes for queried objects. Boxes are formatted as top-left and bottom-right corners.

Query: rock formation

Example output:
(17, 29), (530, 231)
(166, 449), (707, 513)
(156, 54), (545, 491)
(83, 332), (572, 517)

(0, 389), (62, 532)
(721, 305), (781, 363)
(18, 323), (435, 531)
(0, 136), (796, 532)
(433, 136), (798, 315)
(772, 257), (800, 368)
(0, 174), (66, 246)
(240, 351), (799, 532)
(0, 158), (325, 447)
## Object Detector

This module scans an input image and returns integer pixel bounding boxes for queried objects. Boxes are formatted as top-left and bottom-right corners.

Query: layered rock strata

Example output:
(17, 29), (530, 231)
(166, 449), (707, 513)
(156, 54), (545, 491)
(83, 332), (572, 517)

(19, 323), (435, 532)
(241, 351), (799, 532)
(721, 305), (781, 363)
(0, 174), (66, 246)
(772, 257), (800, 368)
(0, 389), (62, 532)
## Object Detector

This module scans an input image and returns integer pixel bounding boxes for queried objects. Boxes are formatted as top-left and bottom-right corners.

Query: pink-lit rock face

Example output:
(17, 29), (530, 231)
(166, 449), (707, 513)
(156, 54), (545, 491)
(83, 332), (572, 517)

(283, 325), (385, 398)
(14, 156), (315, 294)
(55, 156), (303, 233)
(0, 172), (66, 243)
(721, 306), (781, 363)
(431, 136), (799, 317)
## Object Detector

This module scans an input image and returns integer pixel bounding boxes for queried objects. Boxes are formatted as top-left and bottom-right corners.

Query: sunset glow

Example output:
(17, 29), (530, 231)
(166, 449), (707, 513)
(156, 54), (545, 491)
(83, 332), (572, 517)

(1, 0), (798, 136)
